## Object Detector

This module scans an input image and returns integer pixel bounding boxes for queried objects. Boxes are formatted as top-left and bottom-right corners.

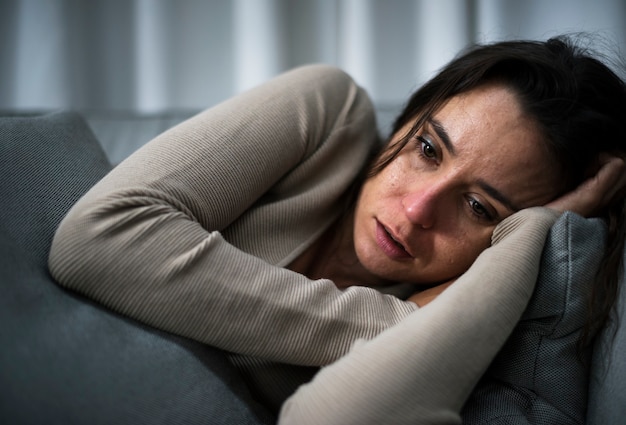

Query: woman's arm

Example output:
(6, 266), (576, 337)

(278, 156), (626, 424)
(279, 207), (559, 424)
(48, 65), (417, 366)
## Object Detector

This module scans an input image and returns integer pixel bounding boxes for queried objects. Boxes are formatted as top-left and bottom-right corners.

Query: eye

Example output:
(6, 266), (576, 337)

(417, 136), (437, 160)
(465, 196), (495, 222)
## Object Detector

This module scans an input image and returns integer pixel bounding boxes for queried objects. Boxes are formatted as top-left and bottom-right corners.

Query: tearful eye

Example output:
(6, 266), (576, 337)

(469, 199), (487, 216)
(418, 136), (437, 159)
(465, 196), (495, 222)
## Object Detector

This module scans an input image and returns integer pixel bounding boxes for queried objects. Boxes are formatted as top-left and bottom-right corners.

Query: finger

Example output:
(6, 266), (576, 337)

(596, 156), (626, 205)
(577, 156), (626, 214)
(546, 155), (626, 216)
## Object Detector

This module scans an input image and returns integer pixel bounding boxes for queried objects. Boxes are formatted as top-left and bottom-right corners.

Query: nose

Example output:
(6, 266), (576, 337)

(402, 184), (445, 229)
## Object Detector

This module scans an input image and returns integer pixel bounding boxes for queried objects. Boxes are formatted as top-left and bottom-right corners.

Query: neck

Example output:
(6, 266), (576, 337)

(289, 212), (390, 288)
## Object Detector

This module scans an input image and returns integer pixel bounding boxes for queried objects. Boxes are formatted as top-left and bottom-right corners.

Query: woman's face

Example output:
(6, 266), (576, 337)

(353, 83), (562, 284)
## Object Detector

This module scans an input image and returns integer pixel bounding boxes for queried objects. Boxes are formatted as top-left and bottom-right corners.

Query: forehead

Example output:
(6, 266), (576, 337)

(435, 84), (533, 140)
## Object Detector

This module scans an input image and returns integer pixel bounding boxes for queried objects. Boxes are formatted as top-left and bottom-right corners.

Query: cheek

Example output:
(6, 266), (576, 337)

(436, 227), (493, 277)
(384, 161), (417, 203)
(359, 164), (405, 205)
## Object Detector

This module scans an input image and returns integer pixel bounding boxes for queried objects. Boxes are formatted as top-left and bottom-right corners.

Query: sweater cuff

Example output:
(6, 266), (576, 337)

(491, 207), (560, 246)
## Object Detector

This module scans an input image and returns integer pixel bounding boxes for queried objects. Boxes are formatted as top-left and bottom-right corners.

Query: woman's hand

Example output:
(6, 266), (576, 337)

(546, 155), (626, 217)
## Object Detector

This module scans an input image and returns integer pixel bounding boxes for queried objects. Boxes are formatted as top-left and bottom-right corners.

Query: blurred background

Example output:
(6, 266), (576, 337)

(1, 0), (625, 156)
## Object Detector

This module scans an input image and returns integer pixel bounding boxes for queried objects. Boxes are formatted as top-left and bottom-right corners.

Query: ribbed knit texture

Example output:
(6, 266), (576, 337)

(279, 208), (558, 424)
(49, 65), (560, 421)
(48, 65), (417, 410)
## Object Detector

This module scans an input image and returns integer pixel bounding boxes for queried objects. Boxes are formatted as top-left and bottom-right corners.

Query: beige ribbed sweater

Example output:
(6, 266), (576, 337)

(48, 64), (559, 424)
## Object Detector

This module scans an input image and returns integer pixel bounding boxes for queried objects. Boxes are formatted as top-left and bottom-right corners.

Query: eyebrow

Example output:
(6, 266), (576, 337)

(477, 179), (520, 212)
(428, 118), (456, 156)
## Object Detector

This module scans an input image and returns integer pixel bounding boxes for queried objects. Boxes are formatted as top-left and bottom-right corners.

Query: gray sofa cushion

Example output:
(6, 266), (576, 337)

(462, 212), (607, 424)
(587, 252), (626, 425)
(0, 112), (274, 425)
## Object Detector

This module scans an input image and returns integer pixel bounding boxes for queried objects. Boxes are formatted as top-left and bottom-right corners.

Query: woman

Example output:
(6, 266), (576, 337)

(49, 36), (626, 423)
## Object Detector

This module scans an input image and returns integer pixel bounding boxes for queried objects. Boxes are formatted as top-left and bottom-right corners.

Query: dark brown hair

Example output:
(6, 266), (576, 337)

(369, 35), (626, 346)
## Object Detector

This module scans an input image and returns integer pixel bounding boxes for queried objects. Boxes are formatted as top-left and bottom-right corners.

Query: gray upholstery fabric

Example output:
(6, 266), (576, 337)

(2, 111), (623, 424)
(82, 110), (195, 164)
(0, 112), (274, 425)
(587, 251), (626, 425)
(462, 213), (607, 424)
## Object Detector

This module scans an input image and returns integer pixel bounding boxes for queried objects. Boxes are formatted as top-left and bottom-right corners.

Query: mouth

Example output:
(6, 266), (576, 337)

(375, 220), (413, 260)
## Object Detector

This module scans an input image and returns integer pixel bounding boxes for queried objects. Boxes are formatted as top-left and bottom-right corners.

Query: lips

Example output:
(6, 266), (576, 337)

(375, 220), (413, 260)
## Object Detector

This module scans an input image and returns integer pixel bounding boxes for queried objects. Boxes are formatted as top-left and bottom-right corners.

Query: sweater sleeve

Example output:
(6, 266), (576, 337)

(278, 207), (560, 424)
(48, 64), (417, 367)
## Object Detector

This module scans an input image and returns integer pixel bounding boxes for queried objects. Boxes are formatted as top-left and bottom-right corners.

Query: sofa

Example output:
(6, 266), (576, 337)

(1, 111), (625, 424)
